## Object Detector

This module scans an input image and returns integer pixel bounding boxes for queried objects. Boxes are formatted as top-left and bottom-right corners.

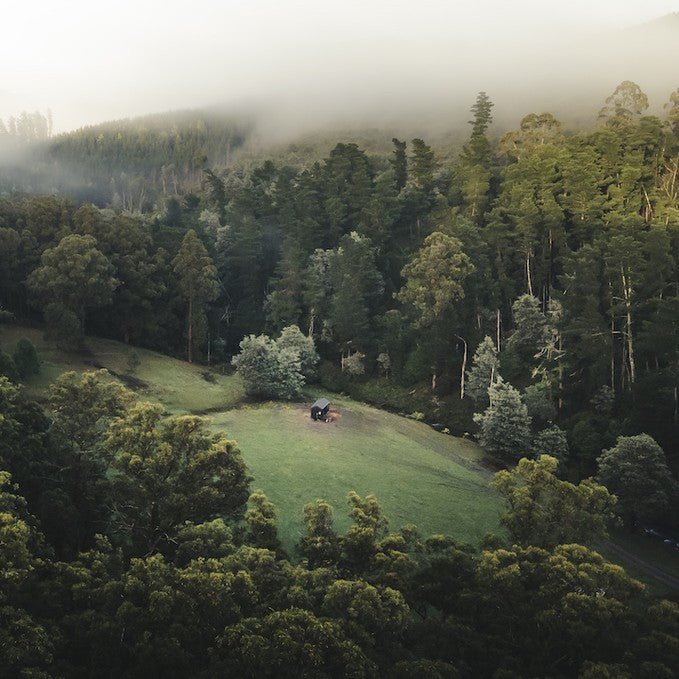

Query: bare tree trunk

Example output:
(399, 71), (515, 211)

(621, 264), (636, 385)
(642, 184), (653, 222)
(557, 335), (563, 413)
(610, 314), (616, 392)
(496, 308), (501, 352)
(455, 335), (468, 400)
(431, 372), (437, 392)
(187, 294), (193, 363)
(621, 335), (627, 392)
(526, 251), (534, 296)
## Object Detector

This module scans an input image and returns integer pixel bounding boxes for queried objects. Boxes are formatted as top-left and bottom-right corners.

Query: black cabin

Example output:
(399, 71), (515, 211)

(311, 398), (330, 421)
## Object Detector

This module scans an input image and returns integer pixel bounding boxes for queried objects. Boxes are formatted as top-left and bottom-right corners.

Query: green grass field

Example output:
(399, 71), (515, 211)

(1, 324), (503, 552)
(5, 323), (679, 592)
(1, 325), (244, 413)
(211, 399), (502, 550)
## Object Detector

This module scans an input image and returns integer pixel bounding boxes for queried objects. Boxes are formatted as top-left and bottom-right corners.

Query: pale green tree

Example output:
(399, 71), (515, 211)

(466, 336), (500, 407)
(275, 325), (319, 381)
(474, 379), (532, 460)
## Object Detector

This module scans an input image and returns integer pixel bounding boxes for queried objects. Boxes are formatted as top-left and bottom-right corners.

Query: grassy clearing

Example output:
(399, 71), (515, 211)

(211, 397), (502, 552)
(0, 325), (244, 413)
(2, 324), (501, 551)
(4, 324), (678, 591)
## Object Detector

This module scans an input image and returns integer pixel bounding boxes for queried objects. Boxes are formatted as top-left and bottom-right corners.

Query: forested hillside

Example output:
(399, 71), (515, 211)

(1, 80), (679, 677)
(2, 82), (679, 462)
(0, 109), (253, 206)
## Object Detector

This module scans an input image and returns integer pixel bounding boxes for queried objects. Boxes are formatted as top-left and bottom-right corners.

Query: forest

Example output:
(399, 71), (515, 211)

(0, 80), (678, 677)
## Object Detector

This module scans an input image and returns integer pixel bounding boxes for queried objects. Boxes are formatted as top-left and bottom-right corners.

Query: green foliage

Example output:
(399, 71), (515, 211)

(342, 492), (389, 573)
(343, 350), (366, 376)
(27, 233), (118, 344)
(532, 424), (569, 463)
(522, 380), (556, 426)
(328, 231), (384, 353)
(390, 138), (408, 191)
(3, 91), (679, 677)
(276, 325), (319, 380)
(12, 338), (40, 379)
(173, 519), (234, 566)
(474, 379), (532, 460)
(214, 608), (375, 677)
(0, 471), (53, 677)
(0, 349), (17, 381)
(491, 455), (616, 547)
(49, 370), (132, 454)
(245, 490), (282, 553)
(232, 334), (304, 400)
(298, 499), (341, 568)
(597, 434), (677, 527)
(172, 229), (219, 362)
(46, 110), (251, 203)
(106, 402), (250, 555)
(47, 370), (133, 552)
(507, 294), (550, 366)
(466, 336), (500, 407)
(476, 543), (646, 676)
(599, 80), (649, 127)
(397, 232), (474, 325)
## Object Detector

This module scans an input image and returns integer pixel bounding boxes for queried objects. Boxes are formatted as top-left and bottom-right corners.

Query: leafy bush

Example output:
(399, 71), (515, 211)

(232, 334), (304, 400)
(276, 325), (319, 381)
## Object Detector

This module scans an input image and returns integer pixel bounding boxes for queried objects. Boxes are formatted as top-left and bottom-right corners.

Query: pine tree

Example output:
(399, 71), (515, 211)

(466, 336), (500, 407)
(474, 379), (532, 460)
(172, 229), (219, 362)
(390, 138), (407, 191)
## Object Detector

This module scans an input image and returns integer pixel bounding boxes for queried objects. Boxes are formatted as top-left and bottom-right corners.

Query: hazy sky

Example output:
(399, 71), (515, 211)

(2, 0), (678, 133)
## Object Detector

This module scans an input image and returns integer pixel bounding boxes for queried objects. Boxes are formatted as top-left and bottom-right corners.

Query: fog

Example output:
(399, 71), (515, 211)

(2, 0), (679, 141)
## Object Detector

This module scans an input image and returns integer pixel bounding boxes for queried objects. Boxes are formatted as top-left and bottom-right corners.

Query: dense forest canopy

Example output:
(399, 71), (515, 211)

(1, 78), (679, 677)
(2, 82), (679, 459)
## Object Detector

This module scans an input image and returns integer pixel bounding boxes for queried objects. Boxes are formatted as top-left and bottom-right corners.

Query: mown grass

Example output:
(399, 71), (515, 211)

(211, 397), (502, 552)
(1, 325), (244, 413)
(0, 324), (504, 553)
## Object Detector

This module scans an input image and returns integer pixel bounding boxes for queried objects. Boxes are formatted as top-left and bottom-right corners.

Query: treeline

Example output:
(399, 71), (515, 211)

(0, 110), (253, 206)
(45, 110), (253, 207)
(0, 110), (53, 145)
(2, 81), (679, 474)
(0, 370), (677, 678)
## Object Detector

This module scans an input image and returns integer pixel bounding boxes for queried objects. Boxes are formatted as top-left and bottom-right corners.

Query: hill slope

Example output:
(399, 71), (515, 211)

(1, 325), (502, 550)
(211, 400), (500, 548)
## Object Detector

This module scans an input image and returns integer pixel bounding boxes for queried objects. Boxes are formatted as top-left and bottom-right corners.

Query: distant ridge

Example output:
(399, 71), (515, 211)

(637, 11), (679, 31)
(40, 109), (255, 207)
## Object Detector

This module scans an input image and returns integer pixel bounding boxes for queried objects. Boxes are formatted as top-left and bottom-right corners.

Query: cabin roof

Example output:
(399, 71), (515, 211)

(311, 398), (330, 410)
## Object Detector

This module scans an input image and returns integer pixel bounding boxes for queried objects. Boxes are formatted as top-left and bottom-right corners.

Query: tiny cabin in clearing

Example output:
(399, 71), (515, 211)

(310, 398), (330, 421)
